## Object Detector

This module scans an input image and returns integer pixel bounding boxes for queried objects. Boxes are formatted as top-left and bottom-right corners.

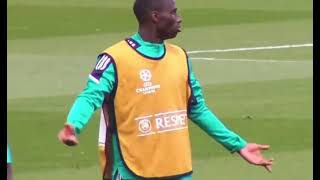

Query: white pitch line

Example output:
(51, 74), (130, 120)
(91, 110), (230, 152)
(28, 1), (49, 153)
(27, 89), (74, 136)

(187, 43), (313, 54)
(190, 57), (311, 63)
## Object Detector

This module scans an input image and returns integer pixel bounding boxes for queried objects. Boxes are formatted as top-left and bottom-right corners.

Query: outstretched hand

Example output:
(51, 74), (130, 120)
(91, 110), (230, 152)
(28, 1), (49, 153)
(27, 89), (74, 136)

(58, 124), (79, 146)
(239, 143), (274, 172)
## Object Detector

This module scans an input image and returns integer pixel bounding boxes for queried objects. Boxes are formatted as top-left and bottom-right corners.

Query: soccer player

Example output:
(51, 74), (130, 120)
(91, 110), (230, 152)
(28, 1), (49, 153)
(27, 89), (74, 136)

(7, 144), (13, 180)
(58, 0), (274, 179)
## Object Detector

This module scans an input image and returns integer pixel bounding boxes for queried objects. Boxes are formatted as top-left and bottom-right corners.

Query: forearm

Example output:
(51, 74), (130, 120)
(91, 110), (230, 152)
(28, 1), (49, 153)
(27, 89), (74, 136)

(65, 80), (108, 134)
(187, 58), (247, 153)
(189, 102), (247, 153)
(66, 95), (98, 134)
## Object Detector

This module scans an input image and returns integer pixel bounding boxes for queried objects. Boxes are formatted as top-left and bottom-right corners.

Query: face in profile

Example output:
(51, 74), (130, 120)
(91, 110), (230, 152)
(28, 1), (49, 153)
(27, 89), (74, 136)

(154, 0), (182, 40)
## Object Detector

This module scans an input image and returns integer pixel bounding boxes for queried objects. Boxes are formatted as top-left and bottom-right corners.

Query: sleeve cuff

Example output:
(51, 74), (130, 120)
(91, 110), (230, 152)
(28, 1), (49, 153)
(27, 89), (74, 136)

(230, 138), (248, 153)
(65, 122), (81, 135)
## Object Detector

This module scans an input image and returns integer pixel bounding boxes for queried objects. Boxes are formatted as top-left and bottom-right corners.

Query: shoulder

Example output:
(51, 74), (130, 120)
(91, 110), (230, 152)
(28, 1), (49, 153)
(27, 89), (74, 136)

(165, 42), (188, 58)
(100, 40), (128, 56)
(95, 39), (127, 66)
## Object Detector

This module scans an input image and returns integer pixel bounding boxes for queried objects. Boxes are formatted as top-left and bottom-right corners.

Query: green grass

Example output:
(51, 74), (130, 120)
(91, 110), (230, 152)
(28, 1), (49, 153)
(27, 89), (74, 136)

(8, 78), (312, 173)
(8, 0), (313, 10)
(8, 0), (312, 179)
(190, 78), (312, 157)
(193, 150), (312, 180)
(11, 150), (312, 180)
(8, 5), (311, 40)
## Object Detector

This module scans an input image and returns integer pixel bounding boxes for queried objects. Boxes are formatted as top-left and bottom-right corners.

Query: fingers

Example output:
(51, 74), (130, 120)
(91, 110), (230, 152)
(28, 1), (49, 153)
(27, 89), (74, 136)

(264, 164), (272, 173)
(261, 158), (274, 173)
(58, 127), (79, 146)
(257, 144), (270, 150)
(60, 135), (79, 146)
(63, 137), (79, 146)
(57, 130), (65, 142)
(263, 158), (273, 165)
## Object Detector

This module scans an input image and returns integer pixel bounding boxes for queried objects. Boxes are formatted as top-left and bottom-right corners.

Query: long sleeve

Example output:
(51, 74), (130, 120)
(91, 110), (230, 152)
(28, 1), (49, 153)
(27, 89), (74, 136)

(187, 58), (247, 153)
(66, 53), (116, 134)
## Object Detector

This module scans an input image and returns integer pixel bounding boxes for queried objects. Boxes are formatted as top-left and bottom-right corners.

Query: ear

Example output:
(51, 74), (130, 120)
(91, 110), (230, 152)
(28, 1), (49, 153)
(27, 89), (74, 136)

(150, 11), (160, 23)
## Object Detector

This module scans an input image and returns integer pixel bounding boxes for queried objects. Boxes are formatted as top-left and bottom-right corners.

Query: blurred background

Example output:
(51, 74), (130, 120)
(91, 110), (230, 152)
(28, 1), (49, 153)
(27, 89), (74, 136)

(7, 0), (312, 179)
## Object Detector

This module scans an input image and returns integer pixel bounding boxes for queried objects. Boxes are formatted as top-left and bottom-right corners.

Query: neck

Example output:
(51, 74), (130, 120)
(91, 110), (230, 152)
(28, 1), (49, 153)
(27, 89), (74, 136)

(138, 26), (164, 44)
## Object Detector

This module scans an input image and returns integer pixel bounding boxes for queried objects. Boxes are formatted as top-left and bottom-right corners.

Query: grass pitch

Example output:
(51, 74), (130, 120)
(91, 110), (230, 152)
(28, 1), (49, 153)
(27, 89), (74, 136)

(8, 0), (312, 179)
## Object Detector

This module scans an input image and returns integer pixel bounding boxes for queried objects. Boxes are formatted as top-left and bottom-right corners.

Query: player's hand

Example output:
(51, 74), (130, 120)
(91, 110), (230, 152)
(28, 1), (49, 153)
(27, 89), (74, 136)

(58, 124), (79, 146)
(238, 143), (274, 172)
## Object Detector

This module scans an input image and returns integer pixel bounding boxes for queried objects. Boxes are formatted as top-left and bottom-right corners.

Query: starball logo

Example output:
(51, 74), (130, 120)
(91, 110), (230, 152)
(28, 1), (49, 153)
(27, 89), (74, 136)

(139, 69), (152, 82)
(136, 69), (161, 94)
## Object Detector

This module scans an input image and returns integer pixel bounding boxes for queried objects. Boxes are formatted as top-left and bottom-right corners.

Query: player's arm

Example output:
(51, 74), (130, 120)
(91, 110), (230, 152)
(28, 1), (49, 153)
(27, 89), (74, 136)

(187, 58), (273, 172)
(58, 53), (116, 146)
(187, 58), (247, 152)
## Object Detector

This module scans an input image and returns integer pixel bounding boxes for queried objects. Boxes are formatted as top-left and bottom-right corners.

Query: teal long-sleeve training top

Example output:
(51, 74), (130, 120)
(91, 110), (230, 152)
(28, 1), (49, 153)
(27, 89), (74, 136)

(66, 32), (247, 179)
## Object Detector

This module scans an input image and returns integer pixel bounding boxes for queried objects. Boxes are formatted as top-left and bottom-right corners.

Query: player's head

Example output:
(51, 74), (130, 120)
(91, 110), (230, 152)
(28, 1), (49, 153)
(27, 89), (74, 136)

(133, 0), (182, 40)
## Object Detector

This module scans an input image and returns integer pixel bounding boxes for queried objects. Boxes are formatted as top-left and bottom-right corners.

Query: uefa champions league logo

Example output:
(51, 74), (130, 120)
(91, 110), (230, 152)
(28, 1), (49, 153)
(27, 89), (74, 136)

(136, 69), (160, 94)
(139, 69), (152, 82)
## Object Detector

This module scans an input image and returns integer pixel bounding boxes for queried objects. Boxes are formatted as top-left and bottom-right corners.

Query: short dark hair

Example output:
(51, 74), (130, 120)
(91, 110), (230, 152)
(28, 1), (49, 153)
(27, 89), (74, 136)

(133, 0), (165, 24)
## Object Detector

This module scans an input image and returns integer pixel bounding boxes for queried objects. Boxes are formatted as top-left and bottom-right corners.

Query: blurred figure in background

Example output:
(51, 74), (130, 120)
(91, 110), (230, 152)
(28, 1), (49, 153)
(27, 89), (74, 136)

(7, 143), (13, 180)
